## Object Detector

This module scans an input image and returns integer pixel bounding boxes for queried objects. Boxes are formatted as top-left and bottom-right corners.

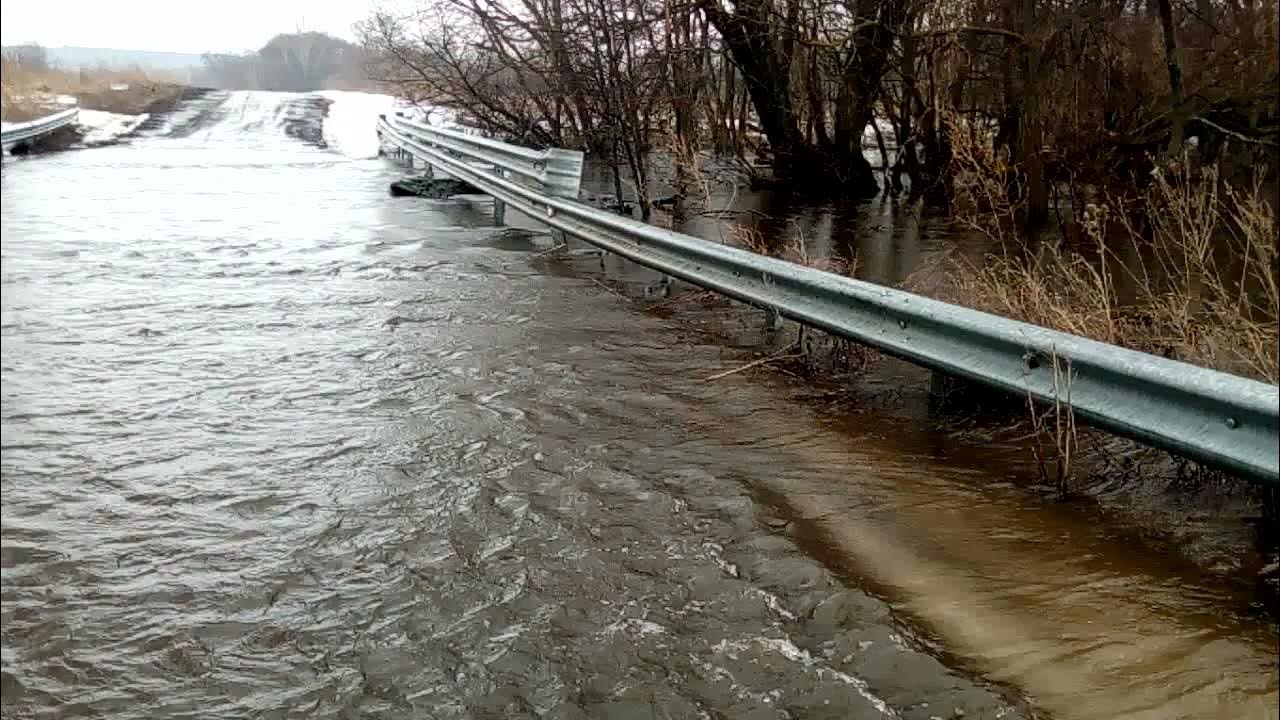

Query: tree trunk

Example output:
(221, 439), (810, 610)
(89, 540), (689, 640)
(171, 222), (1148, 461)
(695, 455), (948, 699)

(699, 0), (880, 194)
(1155, 0), (1187, 155)
(1017, 0), (1048, 233)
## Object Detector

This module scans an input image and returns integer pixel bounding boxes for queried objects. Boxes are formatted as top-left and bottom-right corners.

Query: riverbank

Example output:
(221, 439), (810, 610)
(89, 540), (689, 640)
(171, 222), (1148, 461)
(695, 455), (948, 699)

(1, 62), (204, 152)
(935, 149), (1278, 608)
(1, 64), (192, 122)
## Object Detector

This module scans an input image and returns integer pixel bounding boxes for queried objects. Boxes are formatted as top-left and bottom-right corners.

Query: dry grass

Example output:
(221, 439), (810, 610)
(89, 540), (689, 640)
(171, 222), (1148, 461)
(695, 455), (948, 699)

(732, 223), (856, 276)
(733, 224), (770, 254)
(944, 122), (1276, 492)
(947, 127), (1279, 385)
(2, 59), (186, 122)
(665, 128), (715, 210)
(729, 223), (874, 375)
(1024, 349), (1080, 498)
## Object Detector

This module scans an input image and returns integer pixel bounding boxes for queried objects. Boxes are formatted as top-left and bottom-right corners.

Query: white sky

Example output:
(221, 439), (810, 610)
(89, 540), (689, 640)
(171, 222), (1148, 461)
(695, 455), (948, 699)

(1, 0), (379, 54)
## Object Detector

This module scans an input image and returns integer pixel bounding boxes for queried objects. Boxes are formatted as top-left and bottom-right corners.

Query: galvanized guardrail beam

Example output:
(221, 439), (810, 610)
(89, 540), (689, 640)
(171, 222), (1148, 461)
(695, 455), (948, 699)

(377, 116), (1280, 486)
(1, 107), (80, 153)
(382, 114), (583, 198)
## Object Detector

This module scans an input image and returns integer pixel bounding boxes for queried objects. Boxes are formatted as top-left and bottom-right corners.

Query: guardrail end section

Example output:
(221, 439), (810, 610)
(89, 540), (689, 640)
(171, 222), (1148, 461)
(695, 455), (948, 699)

(543, 148), (585, 199)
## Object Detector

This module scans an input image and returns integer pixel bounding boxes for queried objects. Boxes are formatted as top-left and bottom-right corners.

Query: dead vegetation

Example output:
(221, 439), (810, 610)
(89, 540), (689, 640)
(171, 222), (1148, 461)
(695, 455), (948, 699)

(936, 117), (1278, 507)
(945, 125), (1278, 385)
(1, 55), (188, 122)
(1020, 349), (1079, 499)
(726, 224), (877, 376)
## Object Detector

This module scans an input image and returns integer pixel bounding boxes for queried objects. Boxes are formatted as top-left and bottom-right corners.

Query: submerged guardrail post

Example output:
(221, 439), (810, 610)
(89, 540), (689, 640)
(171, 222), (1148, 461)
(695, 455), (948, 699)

(766, 307), (785, 332)
(493, 166), (507, 225)
(644, 274), (672, 298)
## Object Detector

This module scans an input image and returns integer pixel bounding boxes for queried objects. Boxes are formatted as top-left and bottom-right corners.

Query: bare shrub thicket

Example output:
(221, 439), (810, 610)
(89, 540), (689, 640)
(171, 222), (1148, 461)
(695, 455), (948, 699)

(362, 0), (1275, 206)
(361, 0), (924, 201)
(361, 0), (1277, 387)
(949, 118), (1278, 385)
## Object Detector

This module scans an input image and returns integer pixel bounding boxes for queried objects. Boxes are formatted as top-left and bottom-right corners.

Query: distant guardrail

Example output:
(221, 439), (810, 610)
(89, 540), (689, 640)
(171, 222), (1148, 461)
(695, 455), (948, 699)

(382, 114), (583, 204)
(1, 107), (79, 154)
(376, 114), (1280, 486)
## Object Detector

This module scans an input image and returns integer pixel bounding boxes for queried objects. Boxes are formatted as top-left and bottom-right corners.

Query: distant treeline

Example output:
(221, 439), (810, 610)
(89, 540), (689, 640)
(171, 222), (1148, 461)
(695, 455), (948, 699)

(197, 33), (370, 92)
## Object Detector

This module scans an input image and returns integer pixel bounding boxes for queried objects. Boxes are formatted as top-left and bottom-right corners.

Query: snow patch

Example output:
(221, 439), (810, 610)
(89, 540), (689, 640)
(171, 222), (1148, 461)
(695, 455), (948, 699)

(76, 109), (149, 146)
(863, 118), (897, 141)
(390, 97), (455, 126)
(316, 91), (458, 159)
(316, 90), (399, 159)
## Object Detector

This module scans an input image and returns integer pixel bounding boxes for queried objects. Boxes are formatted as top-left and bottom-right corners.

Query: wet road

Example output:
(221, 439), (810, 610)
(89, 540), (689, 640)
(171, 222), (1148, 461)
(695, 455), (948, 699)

(2, 91), (1277, 719)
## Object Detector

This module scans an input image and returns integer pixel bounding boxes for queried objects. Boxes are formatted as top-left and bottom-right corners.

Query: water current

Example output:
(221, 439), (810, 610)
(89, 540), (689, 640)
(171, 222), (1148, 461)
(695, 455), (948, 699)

(2, 91), (1276, 719)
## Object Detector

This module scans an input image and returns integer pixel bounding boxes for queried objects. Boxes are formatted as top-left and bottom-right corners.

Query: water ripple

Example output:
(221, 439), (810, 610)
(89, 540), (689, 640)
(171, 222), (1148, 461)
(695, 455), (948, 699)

(2, 92), (1274, 720)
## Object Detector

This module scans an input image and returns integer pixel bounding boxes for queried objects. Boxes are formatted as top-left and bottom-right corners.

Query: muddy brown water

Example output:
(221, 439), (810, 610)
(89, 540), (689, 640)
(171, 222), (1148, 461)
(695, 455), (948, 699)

(2, 92), (1277, 719)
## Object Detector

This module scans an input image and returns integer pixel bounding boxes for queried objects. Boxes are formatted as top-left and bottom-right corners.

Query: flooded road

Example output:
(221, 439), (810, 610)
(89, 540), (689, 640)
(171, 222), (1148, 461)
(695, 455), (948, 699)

(2, 91), (1276, 719)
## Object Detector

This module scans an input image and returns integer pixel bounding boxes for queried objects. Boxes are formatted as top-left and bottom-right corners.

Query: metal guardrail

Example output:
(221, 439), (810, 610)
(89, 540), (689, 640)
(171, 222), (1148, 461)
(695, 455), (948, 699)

(1, 107), (79, 152)
(377, 115), (1280, 486)
(382, 114), (583, 201)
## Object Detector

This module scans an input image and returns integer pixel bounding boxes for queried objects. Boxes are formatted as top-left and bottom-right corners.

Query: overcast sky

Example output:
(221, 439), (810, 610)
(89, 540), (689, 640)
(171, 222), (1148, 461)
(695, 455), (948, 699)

(1, 0), (378, 54)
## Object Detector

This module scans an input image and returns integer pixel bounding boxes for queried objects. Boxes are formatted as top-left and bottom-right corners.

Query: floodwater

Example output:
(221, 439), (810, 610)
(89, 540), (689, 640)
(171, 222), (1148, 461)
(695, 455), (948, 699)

(1, 91), (1276, 719)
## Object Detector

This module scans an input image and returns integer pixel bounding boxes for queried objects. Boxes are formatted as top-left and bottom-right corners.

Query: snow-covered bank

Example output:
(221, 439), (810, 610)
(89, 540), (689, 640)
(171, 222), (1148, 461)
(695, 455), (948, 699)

(317, 91), (399, 158)
(76, 109), (149, 146)
(317, 91), (457, 158)
(9, 91), (453, 157)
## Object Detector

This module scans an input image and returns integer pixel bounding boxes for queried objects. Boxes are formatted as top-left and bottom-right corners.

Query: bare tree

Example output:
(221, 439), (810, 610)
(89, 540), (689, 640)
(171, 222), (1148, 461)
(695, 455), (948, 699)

(697, 0), (912, 194)
(2, 44), (49, 70)
(360, 0), (1278, 224)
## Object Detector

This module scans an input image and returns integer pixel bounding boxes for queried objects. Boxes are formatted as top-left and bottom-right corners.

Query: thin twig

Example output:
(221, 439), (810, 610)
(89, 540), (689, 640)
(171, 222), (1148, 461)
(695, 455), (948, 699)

(1190, 116), (1279, 147)
(697, 208), (776, 220)
(529, 242), (567, 260)
(705, 346), (800, 381)
(592, 278), (633, 302)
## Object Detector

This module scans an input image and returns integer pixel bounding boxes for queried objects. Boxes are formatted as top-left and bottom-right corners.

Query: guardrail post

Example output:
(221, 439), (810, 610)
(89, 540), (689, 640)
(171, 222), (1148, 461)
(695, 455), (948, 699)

(765, 307), (785, 332)
(493, 166), (507, 225)
(929, 371), (958, 410)
(552, 229), (570, 251)
(645, 274), (672, 298)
